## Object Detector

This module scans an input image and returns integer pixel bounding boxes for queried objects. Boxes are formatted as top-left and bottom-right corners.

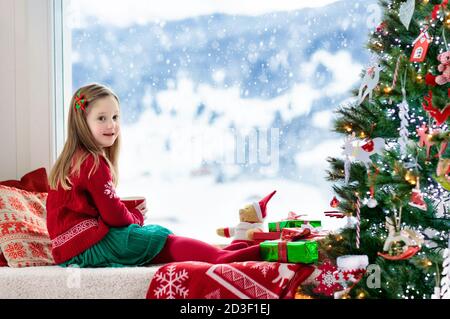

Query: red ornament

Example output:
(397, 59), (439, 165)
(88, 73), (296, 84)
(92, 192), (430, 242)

(425, 73), (437, 86)
(378, 246), (420, 260)
(410, 31), (431, 63)
(431, 0), (449, 20)
(361, 139), (375, 152)
(376, 22), (387, 34)
(409, 186), (427, 211)
(422, 90), (450, 126)
(324, 211), (345, 218)
(416, 123), (435, 158)
(330, 196), (340, 208)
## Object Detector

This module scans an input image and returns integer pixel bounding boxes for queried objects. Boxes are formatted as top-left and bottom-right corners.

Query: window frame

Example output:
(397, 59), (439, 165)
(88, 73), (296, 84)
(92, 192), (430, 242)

(51, 0), (72, 162)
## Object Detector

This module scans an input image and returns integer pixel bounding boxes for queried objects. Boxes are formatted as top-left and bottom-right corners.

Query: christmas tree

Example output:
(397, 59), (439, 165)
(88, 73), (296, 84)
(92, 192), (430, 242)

(317, 0), (450, 299)
(438, 246), (449, 298)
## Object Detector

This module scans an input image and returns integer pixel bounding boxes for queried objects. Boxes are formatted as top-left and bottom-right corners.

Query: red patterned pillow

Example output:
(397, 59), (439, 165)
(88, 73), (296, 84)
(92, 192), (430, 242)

(0, 185), (55, 267)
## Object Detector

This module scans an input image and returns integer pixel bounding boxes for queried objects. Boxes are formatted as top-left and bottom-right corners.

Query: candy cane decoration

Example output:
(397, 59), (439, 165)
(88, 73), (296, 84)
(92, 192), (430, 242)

(356, 194), (361, 249)
(391, 56), (401, 89)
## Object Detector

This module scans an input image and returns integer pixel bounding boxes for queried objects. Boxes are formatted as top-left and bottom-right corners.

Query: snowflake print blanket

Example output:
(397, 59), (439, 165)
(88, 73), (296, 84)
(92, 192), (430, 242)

(146, 261), (314, 299)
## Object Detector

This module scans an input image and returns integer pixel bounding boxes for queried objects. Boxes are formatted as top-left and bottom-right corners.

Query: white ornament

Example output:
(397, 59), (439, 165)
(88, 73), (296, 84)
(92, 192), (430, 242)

(342, 135), (385, 165)
(358, 64), (382, 105)
(441, 247), (450, 299)
(399, 0), (415, 30)
(344, 158), (351, 185)
(367, 198), (378, 208)
(342, 134), (356, 184)
(382, 217), (424, 252)
(342, 134), (356, 157)
(398, 88), (410, 157)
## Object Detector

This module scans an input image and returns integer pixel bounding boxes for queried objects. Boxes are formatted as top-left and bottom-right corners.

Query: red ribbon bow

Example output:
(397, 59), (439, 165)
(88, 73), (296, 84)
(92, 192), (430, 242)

(432, 0), (448, 20)
(276, 226), (310, 262)
(281, 227), (311, 242)
(274, 212), (309, 231)
(74, 92), (88, 111)
(284, 211), (306, 220)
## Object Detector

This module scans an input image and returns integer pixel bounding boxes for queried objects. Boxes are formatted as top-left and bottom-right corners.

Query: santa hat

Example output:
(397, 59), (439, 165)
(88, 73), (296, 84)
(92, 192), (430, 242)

(409, 188), (427, 211)
(252, 190), (277, 222)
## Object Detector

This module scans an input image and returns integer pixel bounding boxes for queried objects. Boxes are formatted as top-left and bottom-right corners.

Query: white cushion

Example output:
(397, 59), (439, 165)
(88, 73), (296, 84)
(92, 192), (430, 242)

(0, 265), (162, 298)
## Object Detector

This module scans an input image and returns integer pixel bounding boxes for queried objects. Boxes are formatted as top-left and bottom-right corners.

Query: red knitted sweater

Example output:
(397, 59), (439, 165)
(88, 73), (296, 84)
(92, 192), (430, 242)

(46, 153), (144, 264)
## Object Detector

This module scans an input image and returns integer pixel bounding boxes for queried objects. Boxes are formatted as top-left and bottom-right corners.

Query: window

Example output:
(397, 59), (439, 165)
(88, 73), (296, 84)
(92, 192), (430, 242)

(62, 0), (378, 242)
(413, 47), (423, 59)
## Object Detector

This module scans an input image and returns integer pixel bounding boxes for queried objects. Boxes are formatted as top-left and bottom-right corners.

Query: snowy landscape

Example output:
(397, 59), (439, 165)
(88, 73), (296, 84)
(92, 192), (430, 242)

(70, 0), (379, 243)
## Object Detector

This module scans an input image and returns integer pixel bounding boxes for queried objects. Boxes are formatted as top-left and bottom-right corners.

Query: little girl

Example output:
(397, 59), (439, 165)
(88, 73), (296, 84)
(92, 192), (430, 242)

(46, 83), (261, 267)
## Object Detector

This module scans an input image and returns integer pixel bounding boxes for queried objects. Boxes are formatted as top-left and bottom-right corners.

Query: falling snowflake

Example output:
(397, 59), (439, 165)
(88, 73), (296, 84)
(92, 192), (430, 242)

(153, 264), (189, 299)
(251, 262), (276, 278)
(104, 181), (118, 199)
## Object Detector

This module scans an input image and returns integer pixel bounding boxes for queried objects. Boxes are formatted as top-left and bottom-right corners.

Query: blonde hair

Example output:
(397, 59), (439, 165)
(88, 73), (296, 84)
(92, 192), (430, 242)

(49, 83), (121, 190)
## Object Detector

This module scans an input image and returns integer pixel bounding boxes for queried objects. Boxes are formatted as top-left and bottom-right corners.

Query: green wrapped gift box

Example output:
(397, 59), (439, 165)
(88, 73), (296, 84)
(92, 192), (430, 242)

(268, 220), (322, 232)
(259, 240), (318, 264)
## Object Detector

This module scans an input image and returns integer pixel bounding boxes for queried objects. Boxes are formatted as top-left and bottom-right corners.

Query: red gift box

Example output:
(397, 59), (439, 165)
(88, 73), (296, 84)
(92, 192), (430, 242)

(253, 231), (281, 242)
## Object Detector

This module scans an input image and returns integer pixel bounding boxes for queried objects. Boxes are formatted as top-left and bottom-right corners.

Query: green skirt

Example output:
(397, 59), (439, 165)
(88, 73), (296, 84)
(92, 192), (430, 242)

(60, 224), (172, 268)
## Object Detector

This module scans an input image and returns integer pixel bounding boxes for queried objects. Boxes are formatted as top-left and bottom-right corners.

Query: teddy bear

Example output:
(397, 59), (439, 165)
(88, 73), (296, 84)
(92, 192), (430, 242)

(435, 51), (450, 85)
(216, 190), (276, 250)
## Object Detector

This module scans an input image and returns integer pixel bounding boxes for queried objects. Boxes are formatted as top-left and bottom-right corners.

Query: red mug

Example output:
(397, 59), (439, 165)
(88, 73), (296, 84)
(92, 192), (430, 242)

(121, 196), (146, 210)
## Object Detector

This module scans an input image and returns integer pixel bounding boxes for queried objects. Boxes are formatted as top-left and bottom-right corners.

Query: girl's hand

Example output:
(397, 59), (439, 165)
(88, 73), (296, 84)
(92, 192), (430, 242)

(136, 201), (148, 218)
